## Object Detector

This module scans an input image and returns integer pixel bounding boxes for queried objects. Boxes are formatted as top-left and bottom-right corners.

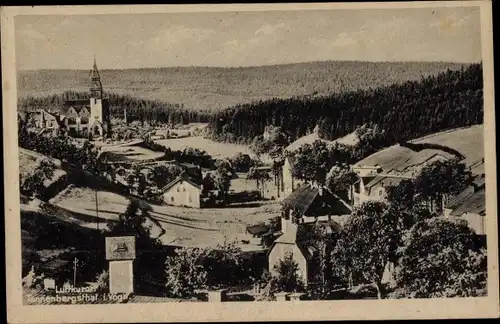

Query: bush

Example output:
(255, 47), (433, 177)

(95, 270), (109, 293)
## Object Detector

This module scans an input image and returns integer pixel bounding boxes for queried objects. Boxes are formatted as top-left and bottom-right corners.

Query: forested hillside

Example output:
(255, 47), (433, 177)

(206, 64), (483, 146)
(18, 61), (467, 112)
(18, 91), (211, 126)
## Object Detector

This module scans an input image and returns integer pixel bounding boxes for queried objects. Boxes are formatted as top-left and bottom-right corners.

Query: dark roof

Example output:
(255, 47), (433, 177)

(281, 184), (318, 214)
(364, 175), (406, 189)
(61, 104), (90, 115)
(281, 184), (352, 217)
(446, 186), (486, 217)
(246, 224), (269, 236)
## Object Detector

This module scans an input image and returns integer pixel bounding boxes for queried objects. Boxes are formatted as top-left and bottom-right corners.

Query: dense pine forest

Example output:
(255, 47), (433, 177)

(18, 61), (467, 111)
(18, 91), (212, 126)
(206, 64), (483, 145)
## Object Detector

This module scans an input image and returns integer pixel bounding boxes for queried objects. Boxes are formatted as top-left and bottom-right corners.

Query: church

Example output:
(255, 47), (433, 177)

(28, 58), (111, 138)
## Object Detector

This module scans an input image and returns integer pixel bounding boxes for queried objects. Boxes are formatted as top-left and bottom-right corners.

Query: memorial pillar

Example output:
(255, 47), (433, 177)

(105, 236), (136, 295)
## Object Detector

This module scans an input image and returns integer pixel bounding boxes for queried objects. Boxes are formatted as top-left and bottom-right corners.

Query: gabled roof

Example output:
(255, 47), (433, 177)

(281, 183), (352, 217)
(445, 184), (486, 217)
(159, 172), (201, 193)
(353, 125), (484, 176)
(364, 175), (406, 189)
(281, 184), (318, 215)
(449, 189), (485, 217)
(61, 104), (90, 115)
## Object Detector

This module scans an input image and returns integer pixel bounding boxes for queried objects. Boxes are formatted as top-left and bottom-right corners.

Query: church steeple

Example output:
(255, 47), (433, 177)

(90, 55), (103, 99)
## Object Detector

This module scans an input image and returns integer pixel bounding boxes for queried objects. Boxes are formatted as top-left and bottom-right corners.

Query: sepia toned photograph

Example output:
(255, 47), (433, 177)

(3, 2), (499, 323)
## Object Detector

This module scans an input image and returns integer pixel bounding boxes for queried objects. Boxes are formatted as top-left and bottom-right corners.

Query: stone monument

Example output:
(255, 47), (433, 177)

(105, 236), (136, 295)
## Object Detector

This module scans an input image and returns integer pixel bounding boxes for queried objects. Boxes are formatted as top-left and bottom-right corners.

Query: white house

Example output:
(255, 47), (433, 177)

(160, 173), (202, 208)
(268, 183), (352, 286)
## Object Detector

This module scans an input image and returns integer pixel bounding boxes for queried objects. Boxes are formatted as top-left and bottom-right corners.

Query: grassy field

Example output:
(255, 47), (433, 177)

(49, 185), (280, 251)
(155, 136), (256, 160)
(18, 61), (467, 111)
(411, 124), (484, 167)
(101, 144), (165, 162)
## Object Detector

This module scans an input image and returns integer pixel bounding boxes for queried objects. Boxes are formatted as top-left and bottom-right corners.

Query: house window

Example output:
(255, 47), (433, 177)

(379, 189), (383, 196)
(183, 188), (186, 192)
(171, 197), (175, 202)
(177, 187), (180, 192)
(189, 196), (192, 203)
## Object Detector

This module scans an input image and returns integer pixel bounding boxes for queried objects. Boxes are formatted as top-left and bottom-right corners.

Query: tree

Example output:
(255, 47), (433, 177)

(230, 153), (257, 173)
(332, 201), (399, 299)
(201, 173), (216, 196)
(165, 247), (208, 298)
(107, 199), (165, 292)
(299, 221), (339, 299)
(202, 241), (247, 289)
(148, 164), (183, 189)
(249, 135), (273, 157)
(386, 179), (437, 231)
(247, 167), (272, 196)
(325, 165), (357, 201)
(165, 241), (250, 298)
(271, 253), (305, 294)
(392, 218), (486, 298)
(292, 140), (336, 186)
(20, 158), (56, 198)
(127, 164), (148, 197)
(414, 158), (472, 212)
(213, 160), (233, 201)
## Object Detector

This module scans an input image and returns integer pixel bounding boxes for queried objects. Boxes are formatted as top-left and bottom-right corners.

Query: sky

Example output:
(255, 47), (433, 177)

(15, 6), (482, 70)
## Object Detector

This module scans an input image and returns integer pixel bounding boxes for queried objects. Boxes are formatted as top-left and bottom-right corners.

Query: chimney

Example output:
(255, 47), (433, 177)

(281, 214), (288, 233)
(318, 186), (324, 196)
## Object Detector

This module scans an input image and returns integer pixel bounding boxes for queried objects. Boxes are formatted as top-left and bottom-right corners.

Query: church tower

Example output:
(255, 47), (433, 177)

(89, 56), (110, 138)
(90, 56), (103, 99)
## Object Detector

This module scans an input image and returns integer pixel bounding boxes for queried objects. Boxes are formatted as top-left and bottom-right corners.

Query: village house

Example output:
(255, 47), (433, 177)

(159, 172), (202, 208)
(350, 125), (485, 207)
(350, 125), (486, 235)
(26, 58), (111, 138)
(443, 174), (486, 236)
(268, 183), (352, 286)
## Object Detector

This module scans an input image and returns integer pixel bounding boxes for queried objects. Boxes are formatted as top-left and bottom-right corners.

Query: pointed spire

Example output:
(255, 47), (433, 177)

(91, 54), (100, 80)
(90, 54), (103, 99)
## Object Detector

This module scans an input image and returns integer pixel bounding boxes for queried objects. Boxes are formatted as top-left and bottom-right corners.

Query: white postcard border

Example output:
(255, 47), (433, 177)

(3, 2), (499, 323)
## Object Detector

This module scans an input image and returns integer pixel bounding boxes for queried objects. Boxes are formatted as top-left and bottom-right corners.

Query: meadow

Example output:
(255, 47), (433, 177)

(49, 185), (280, 251)
(155, 136), (267, 161)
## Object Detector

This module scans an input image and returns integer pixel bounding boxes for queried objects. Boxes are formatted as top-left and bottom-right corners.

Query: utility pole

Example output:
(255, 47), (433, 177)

(73, 257), (79, 287)
(95, 188), (99, 230)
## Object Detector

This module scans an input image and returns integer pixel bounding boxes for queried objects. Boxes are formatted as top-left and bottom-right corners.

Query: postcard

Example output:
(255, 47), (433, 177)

(3, 2), (499, 323)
